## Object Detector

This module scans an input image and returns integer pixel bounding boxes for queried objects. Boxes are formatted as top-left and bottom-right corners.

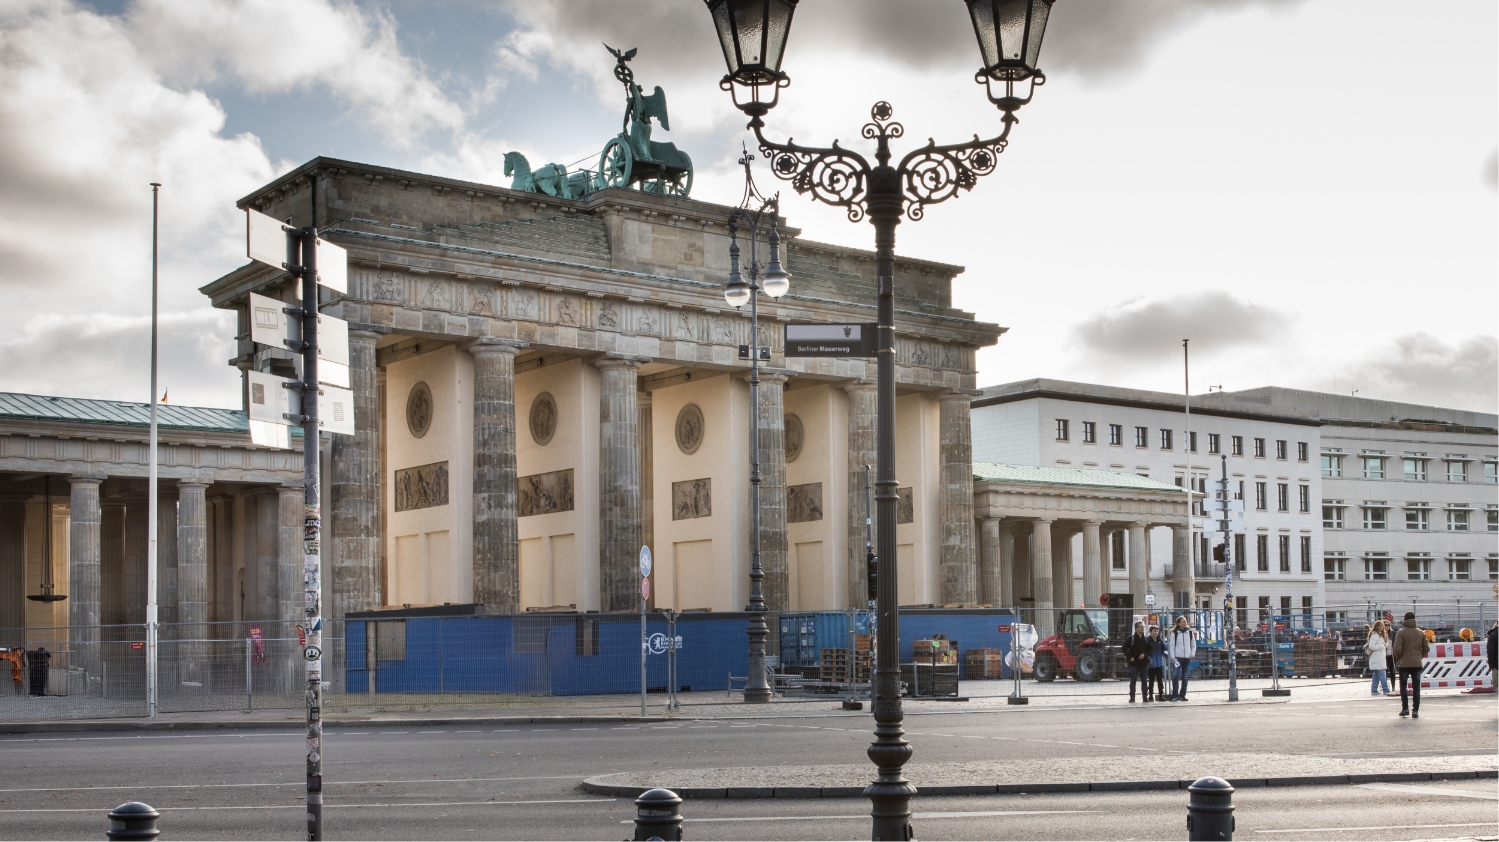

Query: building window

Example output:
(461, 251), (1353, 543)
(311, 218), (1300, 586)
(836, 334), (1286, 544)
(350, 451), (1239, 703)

(1160, 429), (1173, 450)
(1363, 507), (1387, 530)
(1278, 535), (1291, 572)
(1112, 532), (1126, 570)
(1258, 596), (1270, 624)
(1275, 440), (1288, 460)
(1323, 504), (1344, 529)
(1446, 460), (1467, 482)
(1280, 596), (1292, 616)
(1300, 536), (1311, 572)
(1324, 558), (1345, 580)
(1403, 458), (1427, 481)
(1254, 482), (1267, 511)
(1081, 421), (1096, 443)
(1297, 442), (1308, 462)
(1407, 558), (1431, 580)
(1253, 438), (1266, 458)
(1108, 424), (1122, 446)
(1364, 558), (1389, 581)
(1231, 435), (1244, 456)
(1489, 557), (1498, 581)
(1235, 480), (1244, 501)
(1135, 426), (1148, 448)
(1362, 456), (1385, 479)
(1448, 558), (1472, 581)
(1485, 461), (1497, 484)
(1234, 534), (1246, 571)
(1298, 484), (1310, 513)
(1321, 454), (1342, 477)
(1056, 419), (1069, 441)
(1187, 431), (1197, 453)
(1446, 508), (1470, 531)
(1328, 611), (1347, 625)
(1488, 508), (1497, 532)
(1206, 433), (1220, 454)
(1301, 596), (1313, 616)
(1406, 507), (1429, 531)
(1256, 534), (1269, 572)
(1277, 483), (1289, 512)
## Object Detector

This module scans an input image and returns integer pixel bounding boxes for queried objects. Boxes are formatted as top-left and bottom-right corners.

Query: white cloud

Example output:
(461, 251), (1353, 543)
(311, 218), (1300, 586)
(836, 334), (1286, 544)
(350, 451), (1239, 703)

(1070, 293), (1291, 366)
(1347, 334), (1497, 414)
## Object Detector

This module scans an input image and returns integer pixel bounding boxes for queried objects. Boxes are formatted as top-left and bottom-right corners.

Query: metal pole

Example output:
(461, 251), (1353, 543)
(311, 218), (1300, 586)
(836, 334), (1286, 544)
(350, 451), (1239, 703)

(737, 210), (772, 704)
(1182, 339), (1191, 610)
(640, 592), (647, 718)
(298, 205), (324, 841)
(245, 638), (251, 711)
(146, 183), (161, 720)
(1221, 455), (1237, 702)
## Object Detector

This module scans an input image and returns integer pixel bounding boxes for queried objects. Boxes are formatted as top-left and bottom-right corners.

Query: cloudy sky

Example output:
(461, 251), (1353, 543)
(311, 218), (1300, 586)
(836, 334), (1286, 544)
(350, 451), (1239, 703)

(0, 0), (1493, 412)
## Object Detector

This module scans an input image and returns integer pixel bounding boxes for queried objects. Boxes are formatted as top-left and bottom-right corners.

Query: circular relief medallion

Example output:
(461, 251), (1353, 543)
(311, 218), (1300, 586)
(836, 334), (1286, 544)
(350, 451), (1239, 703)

(675, 403), (705, 455)
(784, 413), (805, 463)
(405, 382), (433, 439)
(530, 392), (558, 446)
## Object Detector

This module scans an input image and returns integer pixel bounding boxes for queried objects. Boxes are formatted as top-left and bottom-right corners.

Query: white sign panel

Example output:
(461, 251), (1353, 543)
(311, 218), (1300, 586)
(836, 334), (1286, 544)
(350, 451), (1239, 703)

(318, 360), (350, 389)
(1204, 498), (1244, 513)
(315, 384), (356, 436)
(246, 369), (299, 425)
(639, 546), (653, 578)
(317, 312), (349, 366)
(248, 292), (291, 349)
(315, 238), (348, 294)
(246, 209), (289, 270)
(248, 419), (291, 450)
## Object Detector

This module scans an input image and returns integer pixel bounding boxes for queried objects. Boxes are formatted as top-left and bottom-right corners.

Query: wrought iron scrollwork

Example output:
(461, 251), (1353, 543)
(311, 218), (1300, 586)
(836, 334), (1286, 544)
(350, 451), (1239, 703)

(897, 111), (1014, 220)
(758, 139), (871, 222)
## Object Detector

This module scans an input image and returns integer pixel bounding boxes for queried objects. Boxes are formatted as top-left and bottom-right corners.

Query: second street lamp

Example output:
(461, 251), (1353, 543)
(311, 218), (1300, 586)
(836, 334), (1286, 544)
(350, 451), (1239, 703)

(704, 0), (1055, 838)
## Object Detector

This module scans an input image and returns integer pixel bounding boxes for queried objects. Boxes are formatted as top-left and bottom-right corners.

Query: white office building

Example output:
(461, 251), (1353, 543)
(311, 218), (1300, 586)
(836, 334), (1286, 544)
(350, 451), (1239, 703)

(972, 380), (1324, 626)
(1209, 388), (1498, 629)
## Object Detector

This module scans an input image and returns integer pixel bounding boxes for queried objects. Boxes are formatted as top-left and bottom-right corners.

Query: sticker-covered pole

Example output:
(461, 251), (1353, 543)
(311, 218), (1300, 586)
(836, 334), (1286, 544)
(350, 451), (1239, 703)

(299, 220), (324, 840)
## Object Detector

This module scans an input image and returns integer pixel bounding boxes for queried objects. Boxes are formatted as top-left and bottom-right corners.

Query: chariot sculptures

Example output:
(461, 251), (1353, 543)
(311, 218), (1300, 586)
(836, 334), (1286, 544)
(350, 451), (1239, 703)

(504, 46), (693, 200)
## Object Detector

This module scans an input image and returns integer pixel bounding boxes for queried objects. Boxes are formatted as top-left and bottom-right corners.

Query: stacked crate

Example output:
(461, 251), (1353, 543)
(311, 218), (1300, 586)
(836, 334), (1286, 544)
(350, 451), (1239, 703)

(912, 638), (957, 665)
(965, 647), (1004, 679)
(819, 648), (873, 683)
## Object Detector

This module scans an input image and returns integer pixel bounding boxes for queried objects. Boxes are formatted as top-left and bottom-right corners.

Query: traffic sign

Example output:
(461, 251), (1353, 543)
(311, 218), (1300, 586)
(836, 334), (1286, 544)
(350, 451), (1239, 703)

(641, 577), (651, 601)
(785, 323), (877, 357)
(639, 545), (653, 578)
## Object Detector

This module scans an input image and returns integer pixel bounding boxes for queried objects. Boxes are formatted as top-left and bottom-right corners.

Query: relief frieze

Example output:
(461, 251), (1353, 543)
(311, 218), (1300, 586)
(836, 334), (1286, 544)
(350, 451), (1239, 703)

(672, 478), (712, 521)
(518, 468), (575, 517)
(787, 482), (823, 523)
(394, 461), (449, 512)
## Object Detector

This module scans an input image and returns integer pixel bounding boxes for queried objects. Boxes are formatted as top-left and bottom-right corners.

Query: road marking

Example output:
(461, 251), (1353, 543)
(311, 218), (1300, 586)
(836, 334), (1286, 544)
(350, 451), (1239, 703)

(1089, 744), (1119, 748)
(418, 730), (447, 734)
(1355, 783), (1499, 800)
(570, 728), (599, 731)
(1255, 822), (1498, 834)
(493, 729), (519, 732)
(0, 798), (617, 814)
(621, 810), (1100, 825)
(1055, 741), (1085, 745)
(532, 729), (559, 732)
(455, 730), (481, 734)
(0, 773), (594, 794)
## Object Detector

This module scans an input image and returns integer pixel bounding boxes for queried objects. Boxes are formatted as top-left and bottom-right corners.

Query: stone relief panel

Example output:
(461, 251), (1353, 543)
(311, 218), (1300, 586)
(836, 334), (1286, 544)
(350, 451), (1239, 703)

(784, 414), (805, 463)
(634, 307), (659, 336)
(897, 487), (914, 524)
(469, 283), (496, 316)
(555, 296), (581, 326)
(787, 482), (823, 523)
(406, 382), (433, 438)
(598, 302), (620, 329)
(671, 478), (712, 521)
(511, 289), (538, 320)
(529, 392), (557, 446)
(518, 468), (574, 517)
(420, 279), (451, 310)
(394, 461), (449, 512)
(672, 312), (695, 341)
(675, 404), (705, 455)
(709, 318), (734, 345)
(370, 270), (404, 303)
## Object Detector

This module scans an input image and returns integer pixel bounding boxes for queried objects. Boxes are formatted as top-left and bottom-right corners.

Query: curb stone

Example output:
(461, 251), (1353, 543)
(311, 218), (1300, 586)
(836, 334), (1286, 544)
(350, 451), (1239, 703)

(581, 769), (1497, 799)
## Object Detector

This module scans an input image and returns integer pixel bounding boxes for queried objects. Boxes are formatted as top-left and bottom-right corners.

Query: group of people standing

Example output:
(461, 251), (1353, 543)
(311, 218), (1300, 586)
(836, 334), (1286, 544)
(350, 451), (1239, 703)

(1365, 612), (1435, 717)
(1124, 617), (1197, 703)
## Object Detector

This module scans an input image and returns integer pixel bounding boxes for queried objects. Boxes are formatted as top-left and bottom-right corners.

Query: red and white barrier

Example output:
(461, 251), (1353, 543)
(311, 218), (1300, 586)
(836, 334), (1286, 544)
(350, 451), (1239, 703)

(1420, 642), (1493, 690)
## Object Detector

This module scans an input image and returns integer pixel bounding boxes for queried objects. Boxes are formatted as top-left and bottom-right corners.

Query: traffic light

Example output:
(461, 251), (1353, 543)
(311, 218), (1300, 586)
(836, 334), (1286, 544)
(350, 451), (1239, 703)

(866, 550), (878, 603)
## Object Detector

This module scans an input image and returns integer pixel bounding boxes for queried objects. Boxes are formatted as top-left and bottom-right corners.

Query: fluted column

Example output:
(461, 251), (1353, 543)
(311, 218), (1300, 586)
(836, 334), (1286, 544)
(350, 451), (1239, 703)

(157, 485), (179, 626)
(596, 355), (643, 612)
(68, 478), (104, 681)
(472, 338), (527, 612)
(122, 493), (149, 627)
(1081, 520), (1103, 609)
(0, 497), (26, 644)
(1171, 523), (1192, 608)
(978, 517), (1002, 607)
(1128, 522), (1148, 602)
(756, 372), (789, 612)
(277, 484), (303, 692)
(331, 328), (382, 619)
(253, 489), (279, 621)
(1053, 527), (1074, 611)
(1031, 518), (1055, 636)
(937, 393), (977, 605)
(999, 520), (1017, 607)
(101, 498), (126, 632)
(176, 481), (209, 687)
(844, 381), (877, 608)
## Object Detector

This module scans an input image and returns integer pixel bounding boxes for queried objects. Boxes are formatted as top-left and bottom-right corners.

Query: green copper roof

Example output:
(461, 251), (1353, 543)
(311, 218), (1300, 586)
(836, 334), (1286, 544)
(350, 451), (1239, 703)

(973, 461), (1183, 493)
(0, 392), (247, 434)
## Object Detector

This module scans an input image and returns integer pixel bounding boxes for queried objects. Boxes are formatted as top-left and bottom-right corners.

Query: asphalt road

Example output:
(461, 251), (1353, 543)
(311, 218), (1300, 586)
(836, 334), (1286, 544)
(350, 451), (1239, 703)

(0, 694), (1493, 840)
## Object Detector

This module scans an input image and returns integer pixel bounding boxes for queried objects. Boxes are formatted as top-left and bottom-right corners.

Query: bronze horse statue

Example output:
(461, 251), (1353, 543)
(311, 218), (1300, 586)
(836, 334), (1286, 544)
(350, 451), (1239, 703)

(503, 152), (598, 200)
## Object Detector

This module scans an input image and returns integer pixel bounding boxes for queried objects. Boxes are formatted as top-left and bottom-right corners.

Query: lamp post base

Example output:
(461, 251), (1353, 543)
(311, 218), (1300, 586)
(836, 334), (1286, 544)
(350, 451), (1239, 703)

(744, 613), (772, 704)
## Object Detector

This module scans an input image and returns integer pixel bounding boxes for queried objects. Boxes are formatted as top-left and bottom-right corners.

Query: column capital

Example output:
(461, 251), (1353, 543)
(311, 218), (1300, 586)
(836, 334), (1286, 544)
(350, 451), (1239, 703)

(937, 389), (982, 405)
(68, 474), (106, 486)
(743, 368), (794, 385)
(346, 322), (392, 337)
(595, 352), (650, 371)
(842, 379), (876, 395)
(177, 480), (210, 492)
(468, 337), (528, 357)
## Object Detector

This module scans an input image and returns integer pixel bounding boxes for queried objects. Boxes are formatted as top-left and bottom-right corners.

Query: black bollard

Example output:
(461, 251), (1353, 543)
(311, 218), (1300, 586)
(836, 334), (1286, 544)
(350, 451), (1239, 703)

(632, 788), (684, 841)
(1186, 777), (1235, 841)
(106, 802), (160, 841)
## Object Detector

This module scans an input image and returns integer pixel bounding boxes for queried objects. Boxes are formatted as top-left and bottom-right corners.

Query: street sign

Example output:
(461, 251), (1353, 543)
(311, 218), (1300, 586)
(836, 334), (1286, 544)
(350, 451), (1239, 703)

(246, 208), (289, 269)
(247, 369), (299, 425)
(1204, 498), (1244, 513)
(315, 237), (347, 294)
(1144, 593), (1156, 607)
(641, 577), (651, 600)
(317, 311), (349, 366)
(639, 545), (653, 578)
(997, 624), (1012, 633)
(249, 292), (290, 348)
(249, 420), (291, 449)
(318, 360), (350, 389)
(317, 384), (356, 436)
(248, 291), (350, 367)
(785, 322), (877, 357)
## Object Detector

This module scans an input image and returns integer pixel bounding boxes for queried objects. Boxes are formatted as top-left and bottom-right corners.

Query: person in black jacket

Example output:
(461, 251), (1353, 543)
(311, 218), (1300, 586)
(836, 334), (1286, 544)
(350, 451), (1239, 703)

(1125, 621), (1151, 703)
(1487, 623), (1497, 673)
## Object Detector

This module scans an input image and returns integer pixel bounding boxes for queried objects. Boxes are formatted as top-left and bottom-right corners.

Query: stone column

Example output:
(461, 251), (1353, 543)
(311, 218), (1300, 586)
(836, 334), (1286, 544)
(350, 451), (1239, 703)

(472, 338), (527, 613)
(756, 372), (789, 612)
(937, 393), (977, 605)
(278, 485), (304, 692)
(998, 521), (1016, 607)
(844, 381), (877, 608)
(252, 489), (279, 622)
(0, 497), (26, 644)
(1128, 522), (1148, 602)
(68, 478), (104, 681)
(978, 517), (1002, 607)
(122, 494), (149, 628)
(100, 498), (126, 631)
(1053, 527), (1074, 611)
(331, 328), (383, 620)
(596, 355), (643, 612)
(157, 485), (179, 626)
(1081, 520), (1103, 609)
(1031, 518), (1055, 636)
(1171, 523), (1192, 608)
(210, 497), (234, 627)
(176, 481), (209, 687)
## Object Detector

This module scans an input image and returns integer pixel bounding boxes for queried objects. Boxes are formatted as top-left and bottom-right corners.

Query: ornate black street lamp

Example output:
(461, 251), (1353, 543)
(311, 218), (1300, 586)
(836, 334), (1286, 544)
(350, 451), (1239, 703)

(725, 149), (789, 703)
(704, 1), (1055, 838)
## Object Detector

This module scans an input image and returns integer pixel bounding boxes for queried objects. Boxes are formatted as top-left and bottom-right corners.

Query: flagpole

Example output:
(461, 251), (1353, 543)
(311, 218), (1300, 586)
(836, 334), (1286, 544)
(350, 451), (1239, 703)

(147, 183), (161, 719)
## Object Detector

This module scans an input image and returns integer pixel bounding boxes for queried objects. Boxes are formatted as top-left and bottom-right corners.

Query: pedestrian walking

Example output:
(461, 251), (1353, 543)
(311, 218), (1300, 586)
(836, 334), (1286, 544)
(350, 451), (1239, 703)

(1166, 615), (1197, 701)
(1125, 621), (1151, 703)
(1365, 621), (1390, 696)
(1146, 625), (1167, 702)
(1392, 611), (1430, 718)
